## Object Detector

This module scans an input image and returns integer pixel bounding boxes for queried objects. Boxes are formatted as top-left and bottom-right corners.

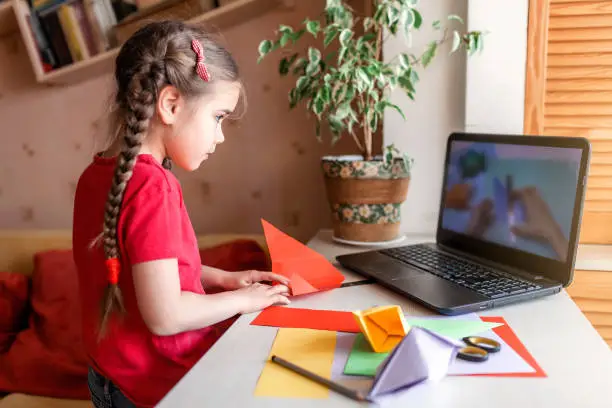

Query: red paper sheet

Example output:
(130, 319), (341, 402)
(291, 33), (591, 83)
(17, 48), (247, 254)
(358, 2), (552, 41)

(475, 316), (547, 377)
(251, 306), (360, 333)
(262, 219), (345, 296)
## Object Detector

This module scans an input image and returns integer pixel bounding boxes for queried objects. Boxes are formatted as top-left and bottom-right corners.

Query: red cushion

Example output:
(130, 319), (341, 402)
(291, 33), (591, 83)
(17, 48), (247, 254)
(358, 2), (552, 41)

(199, 239), (270, 272)
(0, 250), (89, 399)
(0, 239), (269, 399)
(0, 272), (30, 352)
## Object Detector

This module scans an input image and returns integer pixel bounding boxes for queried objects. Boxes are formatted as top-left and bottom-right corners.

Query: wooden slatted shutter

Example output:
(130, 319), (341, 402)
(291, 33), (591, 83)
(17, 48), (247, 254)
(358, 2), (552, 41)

(525, 0), (612, 244)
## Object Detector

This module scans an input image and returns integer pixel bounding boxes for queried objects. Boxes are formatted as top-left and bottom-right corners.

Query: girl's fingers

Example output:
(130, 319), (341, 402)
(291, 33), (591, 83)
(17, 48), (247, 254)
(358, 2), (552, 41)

(255, 271), (290, 285)
(273, 295), (291, 305)
(267, 284), (289, 295)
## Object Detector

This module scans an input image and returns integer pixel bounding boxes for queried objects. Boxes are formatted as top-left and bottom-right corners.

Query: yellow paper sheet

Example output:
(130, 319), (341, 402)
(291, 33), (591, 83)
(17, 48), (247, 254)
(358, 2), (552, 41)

(254, 328), (337, 398)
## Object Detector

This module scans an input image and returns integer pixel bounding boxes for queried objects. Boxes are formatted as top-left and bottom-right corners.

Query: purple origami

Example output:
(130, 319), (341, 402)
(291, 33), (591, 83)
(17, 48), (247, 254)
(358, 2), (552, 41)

(368, 327), (463, 398)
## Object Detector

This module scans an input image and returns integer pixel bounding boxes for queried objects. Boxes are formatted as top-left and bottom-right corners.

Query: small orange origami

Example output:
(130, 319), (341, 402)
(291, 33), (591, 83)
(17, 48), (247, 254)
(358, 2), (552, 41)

(262, 219), (345, 296)
(353, 305), (410, 353)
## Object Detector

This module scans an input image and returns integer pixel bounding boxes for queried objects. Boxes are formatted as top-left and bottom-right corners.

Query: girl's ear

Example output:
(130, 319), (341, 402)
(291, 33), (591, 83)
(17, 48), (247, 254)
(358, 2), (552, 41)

(157, 85), (184, 125)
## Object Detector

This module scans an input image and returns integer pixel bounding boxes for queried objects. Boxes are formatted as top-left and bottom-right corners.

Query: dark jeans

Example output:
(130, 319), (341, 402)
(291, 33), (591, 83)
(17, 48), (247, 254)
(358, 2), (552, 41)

(87, 367), (136, 408)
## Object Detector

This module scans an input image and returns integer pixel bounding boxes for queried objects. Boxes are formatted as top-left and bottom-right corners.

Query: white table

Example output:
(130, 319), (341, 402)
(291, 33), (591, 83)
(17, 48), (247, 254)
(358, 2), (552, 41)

(158, 231), (612, 407)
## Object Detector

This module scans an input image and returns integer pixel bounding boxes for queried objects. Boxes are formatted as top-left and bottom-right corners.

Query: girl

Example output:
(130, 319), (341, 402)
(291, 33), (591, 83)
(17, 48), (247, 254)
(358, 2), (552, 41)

(72, 21), (291, 408)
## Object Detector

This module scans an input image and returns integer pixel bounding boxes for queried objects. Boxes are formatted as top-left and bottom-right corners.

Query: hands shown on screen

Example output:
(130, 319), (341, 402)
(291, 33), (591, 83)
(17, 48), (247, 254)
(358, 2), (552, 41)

(510, 187), (569, 260)
(466, 198), (494, 238)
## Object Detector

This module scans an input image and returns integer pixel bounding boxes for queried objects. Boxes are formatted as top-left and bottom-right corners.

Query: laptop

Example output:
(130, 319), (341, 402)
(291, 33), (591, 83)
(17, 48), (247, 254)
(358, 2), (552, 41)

(336, 132), (591, 315)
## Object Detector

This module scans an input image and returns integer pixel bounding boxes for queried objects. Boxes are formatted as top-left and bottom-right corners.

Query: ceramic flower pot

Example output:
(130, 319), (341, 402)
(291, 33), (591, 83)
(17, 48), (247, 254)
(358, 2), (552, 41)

(321, 155), (411, 243)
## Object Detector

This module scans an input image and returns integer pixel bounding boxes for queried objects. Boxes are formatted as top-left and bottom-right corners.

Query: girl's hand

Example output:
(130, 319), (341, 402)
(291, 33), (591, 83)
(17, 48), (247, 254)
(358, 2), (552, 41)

(236, 283), (291, 314)
(221, 270), (290, 291)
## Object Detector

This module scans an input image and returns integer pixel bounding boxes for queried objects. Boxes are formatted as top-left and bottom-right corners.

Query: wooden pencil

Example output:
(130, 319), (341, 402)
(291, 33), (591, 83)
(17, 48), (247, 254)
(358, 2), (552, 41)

(270, 355), (370, 402)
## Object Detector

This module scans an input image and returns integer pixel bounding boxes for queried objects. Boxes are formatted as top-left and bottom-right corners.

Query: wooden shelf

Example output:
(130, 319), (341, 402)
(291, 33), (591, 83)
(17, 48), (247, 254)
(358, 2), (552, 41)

(9, 0), (287, 86)
(0, 0), (18, 37)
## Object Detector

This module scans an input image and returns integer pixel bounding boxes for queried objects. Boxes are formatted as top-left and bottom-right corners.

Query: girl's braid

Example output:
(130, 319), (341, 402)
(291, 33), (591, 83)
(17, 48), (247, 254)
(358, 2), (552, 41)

(99, 58), (168, 337)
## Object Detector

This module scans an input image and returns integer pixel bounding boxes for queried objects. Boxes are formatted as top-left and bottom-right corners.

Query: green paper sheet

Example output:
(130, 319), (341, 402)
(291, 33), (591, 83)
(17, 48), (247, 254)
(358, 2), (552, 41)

(345, 334), (388, 376)
(407, 319), (503, 340)
(344, 319), (503, 377)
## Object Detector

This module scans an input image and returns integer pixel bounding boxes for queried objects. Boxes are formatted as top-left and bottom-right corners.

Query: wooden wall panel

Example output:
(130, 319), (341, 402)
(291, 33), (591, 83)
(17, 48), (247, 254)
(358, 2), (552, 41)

(567, 270), (612, 347)
(531, 0), (612, 244)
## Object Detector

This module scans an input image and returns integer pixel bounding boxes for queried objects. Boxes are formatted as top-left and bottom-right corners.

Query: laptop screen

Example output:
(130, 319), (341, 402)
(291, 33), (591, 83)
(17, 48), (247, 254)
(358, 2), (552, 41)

(437, 134), (589, 285)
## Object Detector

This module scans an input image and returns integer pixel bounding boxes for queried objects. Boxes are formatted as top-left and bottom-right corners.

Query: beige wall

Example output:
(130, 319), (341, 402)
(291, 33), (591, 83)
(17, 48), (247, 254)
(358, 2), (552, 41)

(383, 0), (468, 235)
(0, 1), (375, 242)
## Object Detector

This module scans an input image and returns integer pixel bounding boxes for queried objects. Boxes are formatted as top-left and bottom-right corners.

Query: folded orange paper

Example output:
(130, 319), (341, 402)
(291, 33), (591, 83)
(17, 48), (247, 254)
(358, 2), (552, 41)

(353, 305), (410, 353)
(261, 219), (345, 296)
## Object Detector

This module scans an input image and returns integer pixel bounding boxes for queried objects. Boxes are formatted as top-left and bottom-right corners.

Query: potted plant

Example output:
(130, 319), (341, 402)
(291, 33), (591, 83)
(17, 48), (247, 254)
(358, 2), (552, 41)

(257, 0), (484, 243)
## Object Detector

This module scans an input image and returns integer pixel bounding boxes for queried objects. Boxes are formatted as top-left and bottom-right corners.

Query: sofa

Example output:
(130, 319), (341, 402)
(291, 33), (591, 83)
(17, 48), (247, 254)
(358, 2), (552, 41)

(0, 229), (269, 408)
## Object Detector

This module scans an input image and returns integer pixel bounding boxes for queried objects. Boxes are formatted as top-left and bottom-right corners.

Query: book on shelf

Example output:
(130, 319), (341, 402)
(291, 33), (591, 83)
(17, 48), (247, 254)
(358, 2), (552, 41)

(27, 0), (122, 72)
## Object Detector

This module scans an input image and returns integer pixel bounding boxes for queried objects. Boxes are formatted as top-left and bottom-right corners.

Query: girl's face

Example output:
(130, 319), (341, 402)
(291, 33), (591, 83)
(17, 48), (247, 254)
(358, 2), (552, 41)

(165, 81), (241, 171)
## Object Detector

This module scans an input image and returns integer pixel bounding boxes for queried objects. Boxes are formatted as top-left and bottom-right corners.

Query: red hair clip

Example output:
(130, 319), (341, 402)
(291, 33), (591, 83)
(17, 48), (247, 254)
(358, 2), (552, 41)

(191, 39), (211, 82)
(105, 258), (120, 285)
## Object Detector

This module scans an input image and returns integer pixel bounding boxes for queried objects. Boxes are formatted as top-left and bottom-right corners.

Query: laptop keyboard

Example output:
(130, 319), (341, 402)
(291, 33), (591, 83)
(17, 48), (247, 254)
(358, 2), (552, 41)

(379, 245), (542, 299)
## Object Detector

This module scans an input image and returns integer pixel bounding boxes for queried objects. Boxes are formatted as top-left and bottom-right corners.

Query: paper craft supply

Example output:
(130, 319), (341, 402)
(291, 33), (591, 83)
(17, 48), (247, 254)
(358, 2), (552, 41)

(254, 328), (337, 398)
(270, 355), (369, 402)
(251, 306), (360, 332)
(250, 306), (501, 338)
(406, 318), (502, 340)
(448, 327), (535, 375)
(368, 327), (461, 398)
(477, 316), (546, 377)
(340, 315), (543, 378)
(353, 305), (410, 353)
(344, 334), (389, 376)
(262, 219), (345, 296)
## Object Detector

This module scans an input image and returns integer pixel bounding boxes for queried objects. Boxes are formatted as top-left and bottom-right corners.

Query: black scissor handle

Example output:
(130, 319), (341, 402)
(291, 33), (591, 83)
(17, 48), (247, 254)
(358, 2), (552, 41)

(457, 346), (489, 362)
(462, 336), (501, 353)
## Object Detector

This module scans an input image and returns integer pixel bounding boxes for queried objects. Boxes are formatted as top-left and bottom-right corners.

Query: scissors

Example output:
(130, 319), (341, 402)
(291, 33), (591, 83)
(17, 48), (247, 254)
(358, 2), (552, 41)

(457, 336), (501, 362)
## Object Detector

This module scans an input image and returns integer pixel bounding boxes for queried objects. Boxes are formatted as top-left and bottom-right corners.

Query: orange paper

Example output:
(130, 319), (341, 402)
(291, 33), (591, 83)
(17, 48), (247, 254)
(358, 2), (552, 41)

(262, 219), (345, 296)
(353, 305), (410, 353)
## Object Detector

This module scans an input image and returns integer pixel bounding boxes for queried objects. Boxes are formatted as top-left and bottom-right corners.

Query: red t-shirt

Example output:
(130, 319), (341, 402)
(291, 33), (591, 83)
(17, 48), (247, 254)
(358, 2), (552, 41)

(73, 154), (223, 407)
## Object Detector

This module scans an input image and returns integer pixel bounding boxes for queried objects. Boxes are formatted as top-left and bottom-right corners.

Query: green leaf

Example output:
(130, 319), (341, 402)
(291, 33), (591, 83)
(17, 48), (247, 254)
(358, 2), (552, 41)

(410, 68), (419, 83)
(296, 76), (309, 91)
(279, 33), (289, 47)
(399, 53), (410, 69)
(306, 20), (321, 37)
(292, 58), (307, 75)
(356, 67), (371, 87)
(324, 73), (332, 83)
(432, 20), (441, 30)
(413, 10), (422, 29)
(363, 17), (375, 31)
(402, 8), (414, 29)
(308, 47), (322, 64)
(324, 27), (339, 47)
(279, 57), (290, 75)
(339, 29), (352, 47)
(320, 85), (331, 103)
(313, 97), (324, 116)
(422, 41), (437, 67)
(385, 101), (406, 120)
(338, 47), (349, 64)
(289, 88), (298, 109)
(451, 31), (462, 53)
(258, 40), (272, 58)
(279, 25), (293, 34)
(398, 76), (415, 93)
(448, 14), (464, 24)
(306, 61), (320, 76)
(292, 28), (306, 43)
(468, 34), (476, 55)
(386, 6), (400, 26)
(315, 119), (322, 142)
(336, 103), (352, 120)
